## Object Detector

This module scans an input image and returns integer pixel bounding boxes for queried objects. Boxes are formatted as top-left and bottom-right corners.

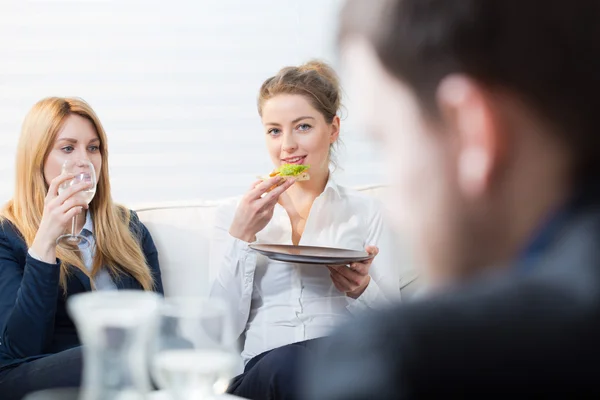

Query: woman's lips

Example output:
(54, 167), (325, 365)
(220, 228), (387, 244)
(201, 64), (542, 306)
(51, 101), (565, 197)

(281, 155), (306, 164)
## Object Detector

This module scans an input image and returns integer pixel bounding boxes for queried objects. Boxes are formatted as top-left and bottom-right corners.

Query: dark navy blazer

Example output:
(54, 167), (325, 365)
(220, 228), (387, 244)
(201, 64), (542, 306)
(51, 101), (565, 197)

(0, 211), (164, 372)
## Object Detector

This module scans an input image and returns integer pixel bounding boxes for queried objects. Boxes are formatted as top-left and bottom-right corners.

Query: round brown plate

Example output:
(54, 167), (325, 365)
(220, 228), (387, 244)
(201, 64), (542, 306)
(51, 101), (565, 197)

(249, 244), (373, 265)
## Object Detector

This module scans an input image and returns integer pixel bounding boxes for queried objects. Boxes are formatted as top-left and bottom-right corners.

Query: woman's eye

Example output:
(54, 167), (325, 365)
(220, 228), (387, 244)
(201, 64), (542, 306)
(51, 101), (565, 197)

(61, 146), (74, 153)
(268, 128), (281, 136)
(297, 123), (312, 131)
(88, 145), (99, 152)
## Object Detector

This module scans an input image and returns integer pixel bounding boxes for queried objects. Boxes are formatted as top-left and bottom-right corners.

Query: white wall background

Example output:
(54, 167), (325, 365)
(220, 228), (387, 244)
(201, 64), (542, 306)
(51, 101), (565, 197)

(0, 0), (384, 206)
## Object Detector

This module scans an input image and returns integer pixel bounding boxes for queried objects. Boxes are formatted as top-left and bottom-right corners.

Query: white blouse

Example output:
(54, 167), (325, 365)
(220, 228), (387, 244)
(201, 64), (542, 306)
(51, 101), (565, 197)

(209, 179), (400, 365)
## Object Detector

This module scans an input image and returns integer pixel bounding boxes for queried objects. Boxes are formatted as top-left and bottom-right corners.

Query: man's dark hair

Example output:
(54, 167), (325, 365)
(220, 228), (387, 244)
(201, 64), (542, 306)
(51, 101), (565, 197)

(339, 0), (600, 180)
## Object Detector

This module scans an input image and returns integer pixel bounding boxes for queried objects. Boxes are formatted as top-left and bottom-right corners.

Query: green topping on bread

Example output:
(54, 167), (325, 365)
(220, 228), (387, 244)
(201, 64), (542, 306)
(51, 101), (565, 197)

(277, 164), (310, 176)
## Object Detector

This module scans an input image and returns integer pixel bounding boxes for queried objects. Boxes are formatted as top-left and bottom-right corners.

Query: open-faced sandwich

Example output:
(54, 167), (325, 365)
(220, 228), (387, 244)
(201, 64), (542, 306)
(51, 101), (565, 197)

(261, 163), (310, 181)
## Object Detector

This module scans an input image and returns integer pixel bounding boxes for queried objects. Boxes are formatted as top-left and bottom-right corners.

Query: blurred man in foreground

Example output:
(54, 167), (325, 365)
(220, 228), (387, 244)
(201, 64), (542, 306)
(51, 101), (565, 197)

(304, 0), (600, 397)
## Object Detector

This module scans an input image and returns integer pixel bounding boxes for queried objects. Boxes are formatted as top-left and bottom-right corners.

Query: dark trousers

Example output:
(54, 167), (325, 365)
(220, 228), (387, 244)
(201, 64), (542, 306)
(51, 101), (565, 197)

(227, 339), (321, 400)
(0, 347), (82, 400)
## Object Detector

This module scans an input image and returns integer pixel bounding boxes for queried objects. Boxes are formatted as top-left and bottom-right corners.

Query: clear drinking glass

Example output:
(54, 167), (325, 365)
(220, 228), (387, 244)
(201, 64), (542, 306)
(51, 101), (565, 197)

(151, 297), (238, 400)
(67, 290), (162, 400)
(56, 159), (97, 250)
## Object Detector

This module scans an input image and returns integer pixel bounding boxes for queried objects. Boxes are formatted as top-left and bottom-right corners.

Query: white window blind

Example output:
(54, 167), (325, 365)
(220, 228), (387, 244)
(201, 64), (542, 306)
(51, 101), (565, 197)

(0, 0), (384, 206)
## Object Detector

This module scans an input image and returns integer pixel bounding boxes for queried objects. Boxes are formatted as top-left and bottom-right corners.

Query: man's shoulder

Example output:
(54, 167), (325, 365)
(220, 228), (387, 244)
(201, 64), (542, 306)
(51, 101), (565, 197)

(305, 258), (600, 398)
(305, 203), (600, 398)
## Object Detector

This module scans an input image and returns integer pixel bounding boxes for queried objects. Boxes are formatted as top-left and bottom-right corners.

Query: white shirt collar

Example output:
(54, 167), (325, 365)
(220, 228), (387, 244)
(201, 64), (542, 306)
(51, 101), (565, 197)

(323, 174), (341, 199)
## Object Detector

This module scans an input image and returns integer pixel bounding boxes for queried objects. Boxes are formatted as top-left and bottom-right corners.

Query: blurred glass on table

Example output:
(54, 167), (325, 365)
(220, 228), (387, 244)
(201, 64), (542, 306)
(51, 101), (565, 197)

(151, 297), (237, 400)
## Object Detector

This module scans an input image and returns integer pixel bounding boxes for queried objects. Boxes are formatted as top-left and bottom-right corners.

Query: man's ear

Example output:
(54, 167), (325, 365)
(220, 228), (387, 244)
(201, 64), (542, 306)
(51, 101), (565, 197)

(330, 115), (341, 144)
(436, 74), (504, 199)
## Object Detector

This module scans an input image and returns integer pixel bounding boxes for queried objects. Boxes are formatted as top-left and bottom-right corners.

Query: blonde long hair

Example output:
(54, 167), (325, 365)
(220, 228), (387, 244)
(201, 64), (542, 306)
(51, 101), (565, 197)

(0, 97), (154, 291)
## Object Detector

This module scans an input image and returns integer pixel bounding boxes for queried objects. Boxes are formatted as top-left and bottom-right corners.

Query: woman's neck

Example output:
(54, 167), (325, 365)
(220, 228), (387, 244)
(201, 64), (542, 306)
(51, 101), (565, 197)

(278, 170), (330, 216)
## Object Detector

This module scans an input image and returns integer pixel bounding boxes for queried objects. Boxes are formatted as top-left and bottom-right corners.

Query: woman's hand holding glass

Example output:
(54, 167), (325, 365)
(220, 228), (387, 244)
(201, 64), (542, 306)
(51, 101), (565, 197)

(30, 160), (95, 262)
(55, 159), (97, 249)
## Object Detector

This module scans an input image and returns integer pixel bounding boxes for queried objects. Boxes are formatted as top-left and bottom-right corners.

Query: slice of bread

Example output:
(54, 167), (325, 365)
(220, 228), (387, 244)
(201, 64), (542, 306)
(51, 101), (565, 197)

(259, 172), (310, 181)
(291, 172), (310, 181)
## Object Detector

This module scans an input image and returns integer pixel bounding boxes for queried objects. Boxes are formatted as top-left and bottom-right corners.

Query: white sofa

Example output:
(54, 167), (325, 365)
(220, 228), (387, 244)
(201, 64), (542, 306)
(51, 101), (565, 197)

(134, 185), (420, 299)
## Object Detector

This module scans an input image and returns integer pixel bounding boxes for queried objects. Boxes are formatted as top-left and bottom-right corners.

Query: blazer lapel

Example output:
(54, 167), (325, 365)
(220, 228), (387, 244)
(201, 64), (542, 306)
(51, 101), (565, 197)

(71, 267), (92, 292)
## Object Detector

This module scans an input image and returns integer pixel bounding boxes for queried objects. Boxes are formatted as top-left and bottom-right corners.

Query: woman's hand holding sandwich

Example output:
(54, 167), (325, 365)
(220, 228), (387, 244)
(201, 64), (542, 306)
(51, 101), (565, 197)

(229, 176), (295, 243)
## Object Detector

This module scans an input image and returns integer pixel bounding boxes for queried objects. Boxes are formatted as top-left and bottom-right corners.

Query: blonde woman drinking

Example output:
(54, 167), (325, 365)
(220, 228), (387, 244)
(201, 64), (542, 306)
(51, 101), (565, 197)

(0, 97), (163, 400)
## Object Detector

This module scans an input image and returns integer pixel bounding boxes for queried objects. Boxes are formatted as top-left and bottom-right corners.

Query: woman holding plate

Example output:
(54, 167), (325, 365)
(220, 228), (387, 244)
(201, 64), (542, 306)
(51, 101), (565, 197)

(209, 60), (402, 400)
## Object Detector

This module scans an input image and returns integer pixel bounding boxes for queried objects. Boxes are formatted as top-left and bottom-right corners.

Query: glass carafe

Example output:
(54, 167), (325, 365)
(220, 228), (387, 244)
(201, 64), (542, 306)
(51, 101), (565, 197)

(67, 290), (162, 400)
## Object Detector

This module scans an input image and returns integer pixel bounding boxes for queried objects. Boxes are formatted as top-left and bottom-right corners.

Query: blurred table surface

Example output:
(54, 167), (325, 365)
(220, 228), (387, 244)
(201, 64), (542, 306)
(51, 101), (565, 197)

(23, 388), (245, 399)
